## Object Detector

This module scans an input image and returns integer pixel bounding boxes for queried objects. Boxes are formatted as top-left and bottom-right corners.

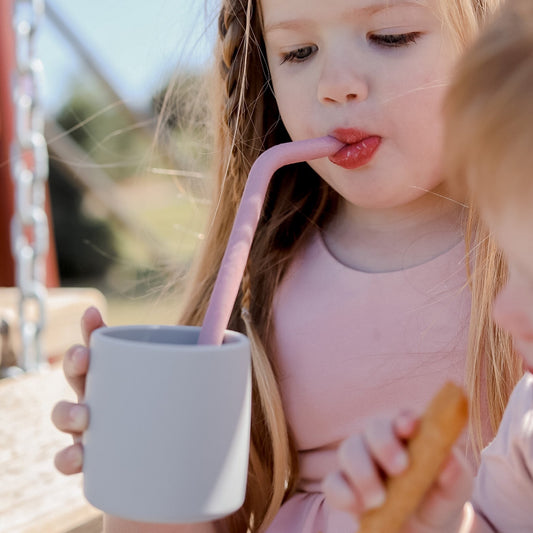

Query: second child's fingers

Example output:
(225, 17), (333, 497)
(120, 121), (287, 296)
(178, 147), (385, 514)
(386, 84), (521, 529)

(63, 345), (90, 399)
(81, 306), (106, 346)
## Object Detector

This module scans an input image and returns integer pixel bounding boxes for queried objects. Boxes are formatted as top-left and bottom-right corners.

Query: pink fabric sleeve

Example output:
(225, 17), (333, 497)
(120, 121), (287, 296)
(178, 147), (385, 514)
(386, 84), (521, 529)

(472, 373), (533, 532)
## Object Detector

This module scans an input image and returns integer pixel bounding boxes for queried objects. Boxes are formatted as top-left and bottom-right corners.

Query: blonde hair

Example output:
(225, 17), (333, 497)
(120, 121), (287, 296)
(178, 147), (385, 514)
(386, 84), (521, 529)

(444, 0), (532, 454)
(179, 0), (521, 530)
(445, 0), (533, 211)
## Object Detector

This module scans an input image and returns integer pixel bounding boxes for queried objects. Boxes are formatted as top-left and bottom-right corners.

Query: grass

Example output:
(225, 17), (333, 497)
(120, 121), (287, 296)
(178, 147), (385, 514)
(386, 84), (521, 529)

(86, 172), (210, 326)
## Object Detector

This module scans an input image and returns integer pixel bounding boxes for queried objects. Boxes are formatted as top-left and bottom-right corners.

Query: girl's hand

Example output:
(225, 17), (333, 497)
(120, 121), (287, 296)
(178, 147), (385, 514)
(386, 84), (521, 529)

(51, 307), (105, 475)
(322, 411), (474, 532)
(404, 448), (474, 533)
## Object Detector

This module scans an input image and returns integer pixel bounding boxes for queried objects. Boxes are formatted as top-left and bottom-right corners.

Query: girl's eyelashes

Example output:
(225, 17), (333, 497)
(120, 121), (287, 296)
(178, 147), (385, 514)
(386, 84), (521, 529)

(280, 45), (318, 65)
(277, 31), (421, 65)
(369, 32), (422, 48)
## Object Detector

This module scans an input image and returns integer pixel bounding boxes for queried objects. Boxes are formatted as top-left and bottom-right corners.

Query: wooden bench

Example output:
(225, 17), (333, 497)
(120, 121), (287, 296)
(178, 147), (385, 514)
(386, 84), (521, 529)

(0, 287), (106, 532)
(0, 287), (107, 368)
(0, 366), (103, 533)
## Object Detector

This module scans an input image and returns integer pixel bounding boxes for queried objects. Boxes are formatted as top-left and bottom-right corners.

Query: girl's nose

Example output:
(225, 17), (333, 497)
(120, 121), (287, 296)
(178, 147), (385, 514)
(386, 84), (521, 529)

(317, 56), (369, 104)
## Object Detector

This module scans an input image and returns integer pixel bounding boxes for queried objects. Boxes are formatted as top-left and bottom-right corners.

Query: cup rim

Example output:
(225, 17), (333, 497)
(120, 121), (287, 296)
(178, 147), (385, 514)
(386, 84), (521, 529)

(91, 324), (249, 350)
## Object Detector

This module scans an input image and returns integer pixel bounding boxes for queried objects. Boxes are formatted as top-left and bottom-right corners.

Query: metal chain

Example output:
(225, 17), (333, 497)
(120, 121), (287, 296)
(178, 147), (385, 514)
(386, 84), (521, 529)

(10, 0), (49, 371)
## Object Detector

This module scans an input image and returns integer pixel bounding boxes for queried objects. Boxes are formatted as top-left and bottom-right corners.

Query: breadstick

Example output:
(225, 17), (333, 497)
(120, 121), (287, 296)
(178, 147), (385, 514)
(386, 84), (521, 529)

(357, 381), (469, 533)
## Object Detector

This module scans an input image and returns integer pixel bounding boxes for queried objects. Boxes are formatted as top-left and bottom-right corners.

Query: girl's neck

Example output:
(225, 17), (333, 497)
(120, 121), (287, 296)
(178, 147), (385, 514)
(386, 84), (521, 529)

(323, 195), (466, 273)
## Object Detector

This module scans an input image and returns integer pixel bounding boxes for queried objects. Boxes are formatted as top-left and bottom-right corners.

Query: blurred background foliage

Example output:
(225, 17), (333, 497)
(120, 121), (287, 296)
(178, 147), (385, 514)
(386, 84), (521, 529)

(47, 68), (213, 324)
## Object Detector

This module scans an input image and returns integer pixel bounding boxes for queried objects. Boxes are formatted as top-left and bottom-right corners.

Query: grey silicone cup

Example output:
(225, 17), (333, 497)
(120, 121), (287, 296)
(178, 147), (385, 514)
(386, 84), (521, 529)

(83, 325), (251, 524)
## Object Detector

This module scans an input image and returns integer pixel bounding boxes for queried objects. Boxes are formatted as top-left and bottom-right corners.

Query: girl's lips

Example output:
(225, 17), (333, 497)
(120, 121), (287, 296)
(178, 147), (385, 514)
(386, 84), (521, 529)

(328, 129), (381, 170)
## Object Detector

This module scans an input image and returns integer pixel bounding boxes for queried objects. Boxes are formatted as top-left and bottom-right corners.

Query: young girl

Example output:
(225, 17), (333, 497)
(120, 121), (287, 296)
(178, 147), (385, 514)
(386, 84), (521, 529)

(51, 0), (521, 531)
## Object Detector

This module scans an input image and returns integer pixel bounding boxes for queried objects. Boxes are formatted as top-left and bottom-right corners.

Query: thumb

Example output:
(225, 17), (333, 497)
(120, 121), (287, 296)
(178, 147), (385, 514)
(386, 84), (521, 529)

(412, 447), (474, 530)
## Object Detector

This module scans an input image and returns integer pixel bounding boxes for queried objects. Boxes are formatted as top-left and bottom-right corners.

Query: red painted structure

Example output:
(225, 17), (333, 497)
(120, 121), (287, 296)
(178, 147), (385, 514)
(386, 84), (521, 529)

(0, 0), (58, 287)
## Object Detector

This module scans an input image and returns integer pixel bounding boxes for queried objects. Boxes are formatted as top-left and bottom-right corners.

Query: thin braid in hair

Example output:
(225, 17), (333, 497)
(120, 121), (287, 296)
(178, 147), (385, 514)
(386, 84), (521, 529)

(240, 264), (293, 530)
(213, 2), (297, 529)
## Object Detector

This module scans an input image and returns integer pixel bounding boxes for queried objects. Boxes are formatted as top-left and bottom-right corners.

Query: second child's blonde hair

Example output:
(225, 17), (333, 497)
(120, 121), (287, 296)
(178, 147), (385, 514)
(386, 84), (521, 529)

(444, 0), (533, 458)
(179, 0), (522, 530)
(445, 0), (533, 211)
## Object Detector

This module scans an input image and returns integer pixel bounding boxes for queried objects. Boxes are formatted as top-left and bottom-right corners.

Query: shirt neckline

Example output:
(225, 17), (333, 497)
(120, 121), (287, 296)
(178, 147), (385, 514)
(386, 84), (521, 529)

(316, 230), (466, 276)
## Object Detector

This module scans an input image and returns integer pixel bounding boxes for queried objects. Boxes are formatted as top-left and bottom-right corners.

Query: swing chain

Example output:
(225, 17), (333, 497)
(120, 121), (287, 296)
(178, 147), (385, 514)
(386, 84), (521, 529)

(10, 0), (49, 371)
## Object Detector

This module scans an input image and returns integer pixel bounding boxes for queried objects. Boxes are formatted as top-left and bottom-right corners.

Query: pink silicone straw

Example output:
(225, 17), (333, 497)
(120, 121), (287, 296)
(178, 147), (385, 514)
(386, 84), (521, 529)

(198, 135), (343, 345)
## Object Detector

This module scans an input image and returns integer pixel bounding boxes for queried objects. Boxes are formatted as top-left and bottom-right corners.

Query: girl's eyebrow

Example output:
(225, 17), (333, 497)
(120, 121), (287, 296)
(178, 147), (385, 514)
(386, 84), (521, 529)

(264, 0), (425, 34)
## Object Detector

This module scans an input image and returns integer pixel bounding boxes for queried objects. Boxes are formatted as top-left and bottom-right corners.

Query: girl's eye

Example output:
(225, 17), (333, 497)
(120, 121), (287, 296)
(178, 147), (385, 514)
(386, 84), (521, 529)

(369, 32), (422, 48)
(281, 45), (317, 64)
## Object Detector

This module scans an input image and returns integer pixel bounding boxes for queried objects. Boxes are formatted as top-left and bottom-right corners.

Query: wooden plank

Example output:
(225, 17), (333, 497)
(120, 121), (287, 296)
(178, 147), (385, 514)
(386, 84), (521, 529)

(0, 287), (107, 366)
(15, 507), (103, 533)
(0, 359), (102, 532)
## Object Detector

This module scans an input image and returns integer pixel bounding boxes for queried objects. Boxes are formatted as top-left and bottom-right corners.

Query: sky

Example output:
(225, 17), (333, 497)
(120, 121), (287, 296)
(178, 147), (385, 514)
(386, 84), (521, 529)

(38, 0), (218, 113)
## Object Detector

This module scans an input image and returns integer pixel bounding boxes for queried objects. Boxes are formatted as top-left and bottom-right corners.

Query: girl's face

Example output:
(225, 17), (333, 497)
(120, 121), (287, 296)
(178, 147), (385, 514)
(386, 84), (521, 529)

(488, 205), (533, 372)
(262, 0), (458, 211)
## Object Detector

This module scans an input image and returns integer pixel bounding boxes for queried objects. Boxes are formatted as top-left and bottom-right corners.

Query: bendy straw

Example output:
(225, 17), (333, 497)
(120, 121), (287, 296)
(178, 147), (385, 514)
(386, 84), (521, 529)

(198, 136), (343, 345)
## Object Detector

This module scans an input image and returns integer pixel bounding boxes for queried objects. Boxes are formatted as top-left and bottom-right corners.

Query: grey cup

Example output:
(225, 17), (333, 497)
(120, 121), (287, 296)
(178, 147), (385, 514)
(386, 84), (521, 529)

(82, 325), (251, 523)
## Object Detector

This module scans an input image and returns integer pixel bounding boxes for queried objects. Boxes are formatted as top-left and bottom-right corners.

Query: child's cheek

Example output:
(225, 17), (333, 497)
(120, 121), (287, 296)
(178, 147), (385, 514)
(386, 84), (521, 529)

(493, 286), (533, 369)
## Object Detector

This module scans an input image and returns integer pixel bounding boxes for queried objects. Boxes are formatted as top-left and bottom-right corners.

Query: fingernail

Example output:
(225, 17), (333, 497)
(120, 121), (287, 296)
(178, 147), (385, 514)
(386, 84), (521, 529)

(72, 347), (85, 368)
(393, 451), (409, 473)
(70, 405), (87, 429)
(367, 489), (386, 509)
(396, 411), (416, 433)
(68, 446), (82, 469)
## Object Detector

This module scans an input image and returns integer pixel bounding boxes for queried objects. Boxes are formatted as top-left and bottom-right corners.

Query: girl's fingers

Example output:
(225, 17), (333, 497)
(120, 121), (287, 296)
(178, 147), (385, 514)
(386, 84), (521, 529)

(54, 442), (84, 475)
(436, 447), (473, 500)
(393, 410), (419, 440)
(81, 306), (106, 346)
(363, 418), (409, 477)
(63, 307), (105, 399)
(323, 470), (361, 514)
(414, 447), (473, 528)
(328, 412), (421, 519)
(63, 344), (90, 399)
(51, 400), (89, 434)
(338, 434), (387, 510)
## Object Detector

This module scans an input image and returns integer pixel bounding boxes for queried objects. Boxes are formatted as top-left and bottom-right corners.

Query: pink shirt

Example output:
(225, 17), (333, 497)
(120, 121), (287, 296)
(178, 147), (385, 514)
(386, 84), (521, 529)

(473, 373), (533, 533)
(266, 231), (474, 532)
